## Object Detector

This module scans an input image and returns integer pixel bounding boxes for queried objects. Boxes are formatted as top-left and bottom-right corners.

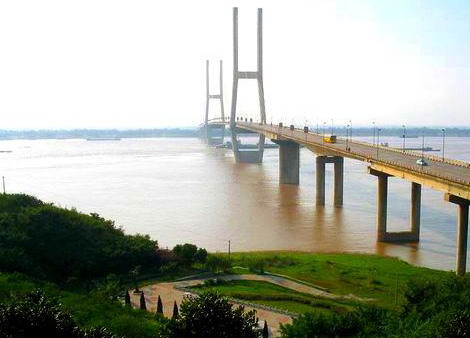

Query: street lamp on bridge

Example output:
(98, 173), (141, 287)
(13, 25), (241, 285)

(402, 124), (406, 152)
(372, 121), (376, 146)
(376, 128), (382, 159)
(441, 128), (446, 160)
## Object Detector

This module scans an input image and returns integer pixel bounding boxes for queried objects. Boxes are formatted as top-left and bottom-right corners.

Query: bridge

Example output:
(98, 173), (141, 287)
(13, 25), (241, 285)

(201, 7), (470, 275)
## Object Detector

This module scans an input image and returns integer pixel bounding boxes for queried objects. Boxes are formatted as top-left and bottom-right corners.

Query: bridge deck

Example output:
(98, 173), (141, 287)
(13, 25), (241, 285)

(235, 122), (470, 200)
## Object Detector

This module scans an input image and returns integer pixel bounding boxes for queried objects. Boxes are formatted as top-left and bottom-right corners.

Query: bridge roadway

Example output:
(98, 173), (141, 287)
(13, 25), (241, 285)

(235, 121), (470, 198)
(223, 120), (470, 275)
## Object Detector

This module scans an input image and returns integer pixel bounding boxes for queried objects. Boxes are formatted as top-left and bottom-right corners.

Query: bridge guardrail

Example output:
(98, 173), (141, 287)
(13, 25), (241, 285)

(237, 122), (470, 187)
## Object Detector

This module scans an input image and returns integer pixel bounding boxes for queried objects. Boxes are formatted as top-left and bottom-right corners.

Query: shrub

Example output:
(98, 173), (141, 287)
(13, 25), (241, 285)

(158, 292), (260, 338)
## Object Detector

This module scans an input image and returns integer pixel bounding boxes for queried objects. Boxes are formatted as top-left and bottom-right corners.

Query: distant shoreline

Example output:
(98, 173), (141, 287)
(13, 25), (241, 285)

(0, 126), (469, 140)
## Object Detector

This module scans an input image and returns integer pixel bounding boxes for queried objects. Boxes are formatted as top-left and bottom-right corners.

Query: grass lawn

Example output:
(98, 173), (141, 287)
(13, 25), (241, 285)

(191, 279), (358, 314)
(217, 252), (452, 308)
(0, 272), (163, 338)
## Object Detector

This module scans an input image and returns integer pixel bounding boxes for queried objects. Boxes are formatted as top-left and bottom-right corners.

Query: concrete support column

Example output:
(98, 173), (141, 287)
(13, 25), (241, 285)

(377, 174), (388, 242)
(444, 194), (470, 276)
(316, 156), (326, 205)
(410, 182), (421, 240)
(278, 141), (300, 185)
(334, 157), (344, 206)
(457, 204), (469, 276)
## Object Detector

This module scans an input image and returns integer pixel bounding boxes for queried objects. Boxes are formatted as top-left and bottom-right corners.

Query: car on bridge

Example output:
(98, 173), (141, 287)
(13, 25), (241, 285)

(416, 158), (428, 166)
(323, 135), (337, 143)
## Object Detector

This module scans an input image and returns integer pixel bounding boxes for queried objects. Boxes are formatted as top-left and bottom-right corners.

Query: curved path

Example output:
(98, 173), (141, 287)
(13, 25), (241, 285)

(131, 274), (368, 337)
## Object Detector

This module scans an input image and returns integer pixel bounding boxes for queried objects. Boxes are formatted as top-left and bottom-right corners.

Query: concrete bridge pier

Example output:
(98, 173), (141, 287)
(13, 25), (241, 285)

(370, 168), (422, 242)
(275, 140), (300, 184)
(315, 156), (344, 206)
(445, 194), (470, 276)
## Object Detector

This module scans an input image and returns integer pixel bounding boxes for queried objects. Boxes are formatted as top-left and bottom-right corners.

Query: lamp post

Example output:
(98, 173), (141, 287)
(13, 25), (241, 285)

(346, 124), (350, 150)
(421, 128), (425, 166)
(322, 121), (326, 145)
(376, 128), (382, 159)
(441, 128), (446, 160)
(372, 121), (376, 146)
(349, 119), (353, 145)
(402, 124), (406, 152)
(331, 119), (334, 135)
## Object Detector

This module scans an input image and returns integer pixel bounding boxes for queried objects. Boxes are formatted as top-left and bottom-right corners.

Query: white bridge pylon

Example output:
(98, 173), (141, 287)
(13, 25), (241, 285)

(230, 7), (267, 163)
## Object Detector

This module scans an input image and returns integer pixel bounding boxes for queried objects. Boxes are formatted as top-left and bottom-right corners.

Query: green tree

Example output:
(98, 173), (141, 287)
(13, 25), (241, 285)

(172, 244), (207, 266)
(140, 292), (147, 310)
(157, 295), (163, 315)
(262, 321), (269, 338)
(172, 301), (179, 319)
(0, 290), (122, 338)
(159, 292), (260, 338)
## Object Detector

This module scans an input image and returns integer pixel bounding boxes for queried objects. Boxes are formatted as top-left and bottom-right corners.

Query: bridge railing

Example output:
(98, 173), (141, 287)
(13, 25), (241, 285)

(237, 121), (470, 169)
(236, 121), (470, 186)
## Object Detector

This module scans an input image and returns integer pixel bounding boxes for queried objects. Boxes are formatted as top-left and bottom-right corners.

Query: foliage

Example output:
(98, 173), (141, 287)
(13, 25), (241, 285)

(206, 255), (232, 274)
(158, 292), (261, 338)
(281, 275), (470, 337)
(0, 290), (123, 338)
(172, 244), (207, 266)
(0, 194), (161, 284)
(0, 273), (164, 338)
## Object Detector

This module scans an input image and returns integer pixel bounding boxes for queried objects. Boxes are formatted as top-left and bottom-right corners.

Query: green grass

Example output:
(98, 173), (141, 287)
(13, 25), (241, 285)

(216, 252), (451, 308)
(191, 280), (358, 314)
(0, 272), (163, 338)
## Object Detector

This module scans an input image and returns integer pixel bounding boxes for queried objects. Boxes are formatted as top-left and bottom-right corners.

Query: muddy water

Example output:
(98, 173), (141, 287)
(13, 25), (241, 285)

(1, 136), (469, 270)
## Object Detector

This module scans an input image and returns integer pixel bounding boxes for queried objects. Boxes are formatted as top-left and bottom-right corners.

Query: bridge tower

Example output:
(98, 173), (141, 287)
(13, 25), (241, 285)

(204, 60), (225, 145)
(230, 7), (266, 163)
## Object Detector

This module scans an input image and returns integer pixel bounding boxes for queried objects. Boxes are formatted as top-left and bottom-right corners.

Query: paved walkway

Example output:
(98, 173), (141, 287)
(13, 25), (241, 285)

(131, 274), (367, 337)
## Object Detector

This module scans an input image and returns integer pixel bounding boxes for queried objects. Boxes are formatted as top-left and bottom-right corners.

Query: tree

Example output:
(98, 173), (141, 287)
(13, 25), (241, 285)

(124, 290), (131, 307)
(262, 321), (269, 338)
(159, 292), (260, 338)
(172, 244), (208, 266)
(0, 290), (78, 338)
(157, 295), (163, 315)
(140, 292), (147, 310)
(0, 290), (121, 338)
(172, 301), (179, 319)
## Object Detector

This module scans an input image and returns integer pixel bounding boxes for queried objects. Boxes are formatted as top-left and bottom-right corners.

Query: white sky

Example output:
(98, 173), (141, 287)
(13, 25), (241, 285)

(1, 0), (470, 129)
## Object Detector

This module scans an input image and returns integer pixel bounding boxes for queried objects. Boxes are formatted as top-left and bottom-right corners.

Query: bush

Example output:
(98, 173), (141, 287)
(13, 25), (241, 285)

(172, 244), (207, 266)
(0, 194), (161, 283)
(158, 292), (261, 338)
(0, 290), (122, 338)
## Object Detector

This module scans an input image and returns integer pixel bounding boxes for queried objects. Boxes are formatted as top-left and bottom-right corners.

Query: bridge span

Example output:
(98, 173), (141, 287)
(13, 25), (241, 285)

(200, 6), (470, 275)
(228, 120), (470, 275)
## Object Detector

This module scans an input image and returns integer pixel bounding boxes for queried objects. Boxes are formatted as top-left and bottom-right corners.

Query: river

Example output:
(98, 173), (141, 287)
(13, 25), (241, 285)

(1, 136), (469, 271)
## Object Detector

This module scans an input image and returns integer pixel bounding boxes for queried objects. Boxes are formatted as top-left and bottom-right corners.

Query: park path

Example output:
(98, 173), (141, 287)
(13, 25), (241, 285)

(131, 274), (367, 337)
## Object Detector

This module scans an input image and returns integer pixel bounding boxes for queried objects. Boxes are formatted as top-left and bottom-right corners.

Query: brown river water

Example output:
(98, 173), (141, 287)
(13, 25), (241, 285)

(1, 136), (469, 271)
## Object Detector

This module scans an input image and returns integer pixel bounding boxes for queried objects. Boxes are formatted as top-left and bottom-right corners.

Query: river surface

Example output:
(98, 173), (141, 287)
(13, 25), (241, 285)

(1, 136), (469, 271)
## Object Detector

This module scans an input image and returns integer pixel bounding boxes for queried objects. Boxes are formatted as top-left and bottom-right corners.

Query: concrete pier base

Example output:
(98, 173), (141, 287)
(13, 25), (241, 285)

(277, 141), (300, 185)
(236, 151), (264, 164)
(369, 168), (422, 243)
(334, 157), (344, 206)
(316, 156), (344, 206)
(445, 194), (470, 276)
(376, 172), (388, 242)
(316, 157), (326, 205)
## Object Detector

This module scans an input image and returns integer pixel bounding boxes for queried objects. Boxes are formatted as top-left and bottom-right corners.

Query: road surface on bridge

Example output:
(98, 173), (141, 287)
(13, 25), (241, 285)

(234, 121), (470, 199)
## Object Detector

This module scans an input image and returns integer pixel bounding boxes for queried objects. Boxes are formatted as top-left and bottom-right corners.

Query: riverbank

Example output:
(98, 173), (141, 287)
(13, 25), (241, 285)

(203, 251), (451, 308)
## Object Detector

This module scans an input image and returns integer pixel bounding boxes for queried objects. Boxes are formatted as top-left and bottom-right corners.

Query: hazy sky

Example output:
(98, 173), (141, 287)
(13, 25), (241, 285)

(1, 0), (470, 129)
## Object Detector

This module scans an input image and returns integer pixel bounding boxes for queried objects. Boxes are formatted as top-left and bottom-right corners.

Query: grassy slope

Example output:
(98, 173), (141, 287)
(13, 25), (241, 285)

(0, 272), (162, 338)
(192, 280), (358, 314)
(220, 252), (451, 308)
